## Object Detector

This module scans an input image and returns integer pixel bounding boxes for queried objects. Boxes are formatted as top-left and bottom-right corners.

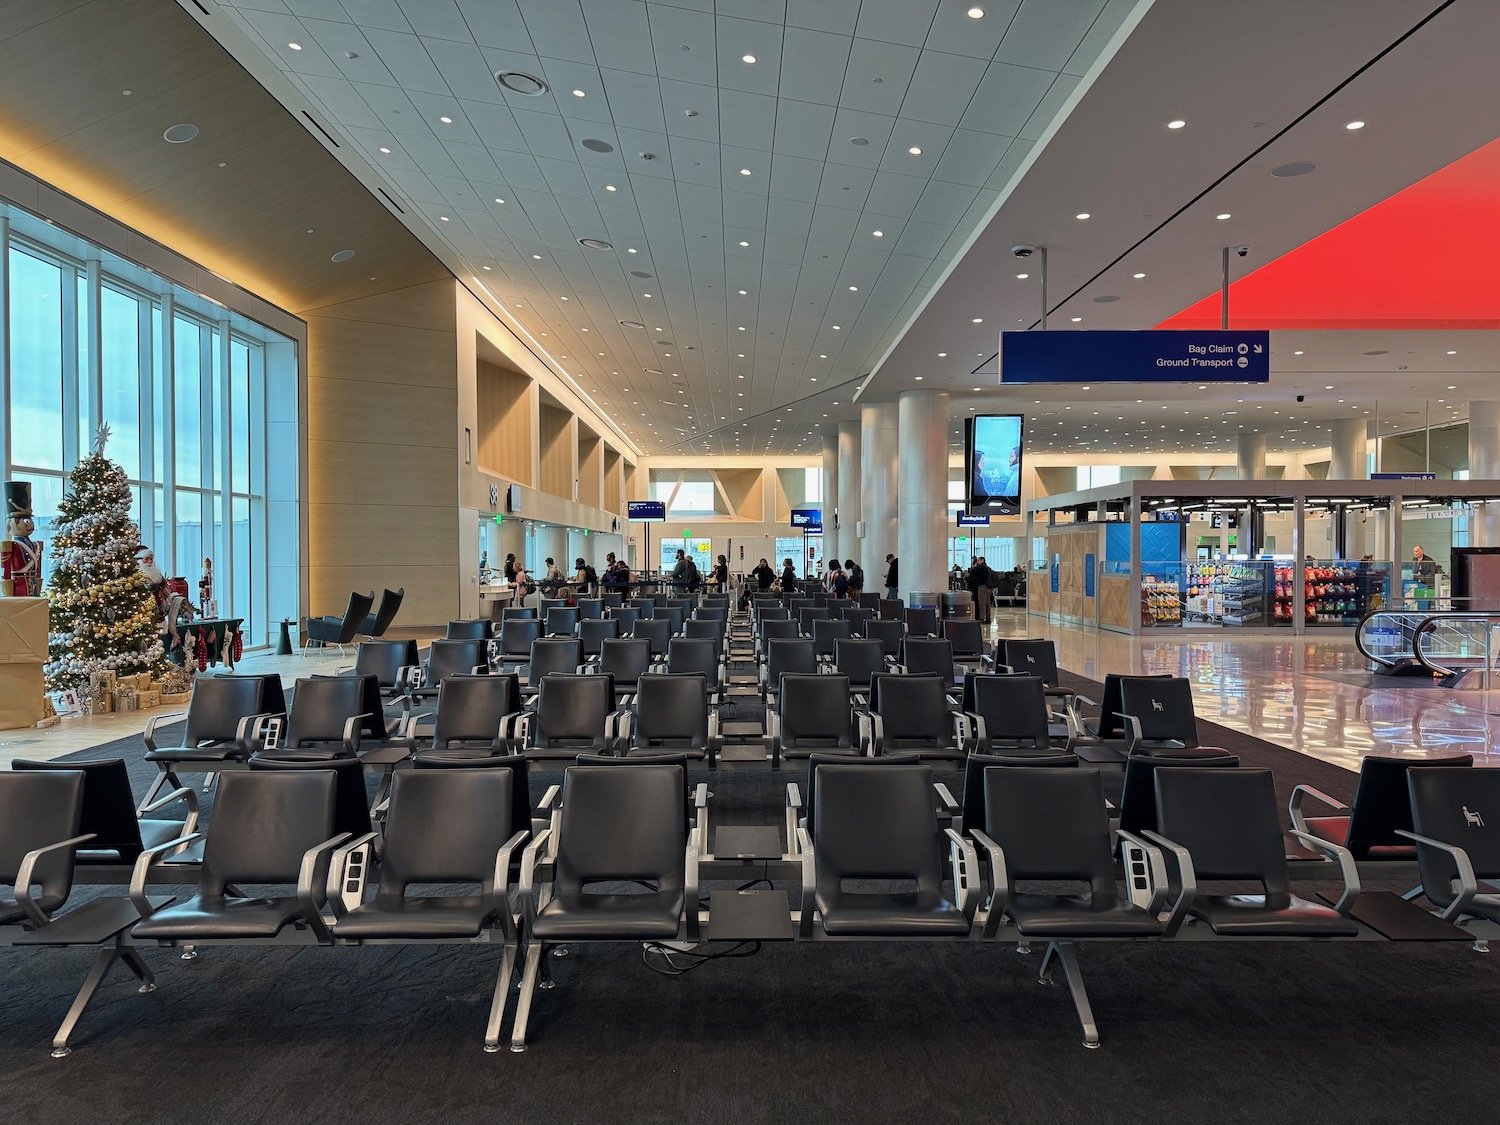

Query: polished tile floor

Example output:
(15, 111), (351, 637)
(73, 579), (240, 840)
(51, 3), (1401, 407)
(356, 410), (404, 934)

(3, 615), (1496, 774)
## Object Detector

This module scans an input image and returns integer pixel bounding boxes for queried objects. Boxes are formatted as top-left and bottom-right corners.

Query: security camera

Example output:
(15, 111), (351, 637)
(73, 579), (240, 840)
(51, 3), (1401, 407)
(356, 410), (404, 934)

(1011, 244), (1038, 259)
(1234, 246), (1249, 257)
(1296, 395), (1305, 403)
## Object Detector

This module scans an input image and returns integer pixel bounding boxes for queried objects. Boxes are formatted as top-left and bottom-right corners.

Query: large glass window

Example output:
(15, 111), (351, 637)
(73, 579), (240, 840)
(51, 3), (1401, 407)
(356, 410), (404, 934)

(0, 210), (297, 646)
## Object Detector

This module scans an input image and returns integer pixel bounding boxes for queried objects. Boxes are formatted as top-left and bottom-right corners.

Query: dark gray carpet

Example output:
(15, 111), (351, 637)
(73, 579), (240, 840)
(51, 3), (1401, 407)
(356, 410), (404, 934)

(6, 666), (1499, 1123)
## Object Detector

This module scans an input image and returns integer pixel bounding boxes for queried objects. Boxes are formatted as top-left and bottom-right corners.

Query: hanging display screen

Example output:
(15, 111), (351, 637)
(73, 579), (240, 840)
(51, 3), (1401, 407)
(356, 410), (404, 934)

(964, 414), (1023, 516)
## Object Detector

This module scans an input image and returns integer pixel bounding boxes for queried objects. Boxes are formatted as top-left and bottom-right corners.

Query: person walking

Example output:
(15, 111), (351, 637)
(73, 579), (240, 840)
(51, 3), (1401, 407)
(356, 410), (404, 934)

(884, 554), (898, 601)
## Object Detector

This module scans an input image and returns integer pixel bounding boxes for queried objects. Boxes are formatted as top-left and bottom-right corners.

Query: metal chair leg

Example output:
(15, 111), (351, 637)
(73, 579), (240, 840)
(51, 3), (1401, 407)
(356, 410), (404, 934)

(51, 948), (121, 1058)
(119, 948), (157, 993)
(1039, 941), (1100, 1049)
(483, 942), (519, 1053)
(510, 941), (545, 1053)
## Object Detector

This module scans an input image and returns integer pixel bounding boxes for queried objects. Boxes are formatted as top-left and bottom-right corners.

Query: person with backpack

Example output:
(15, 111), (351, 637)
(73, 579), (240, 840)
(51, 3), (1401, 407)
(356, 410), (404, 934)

(711, 554), (729, 591)
(844, 558), (864, 597)
(684, 554), (702, 592)
(671, 549), (693, 592)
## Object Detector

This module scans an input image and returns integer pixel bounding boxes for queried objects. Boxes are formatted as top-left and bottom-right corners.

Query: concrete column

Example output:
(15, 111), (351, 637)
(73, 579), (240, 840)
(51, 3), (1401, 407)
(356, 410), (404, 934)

(821, 433), (839, 564)
(896, 389), (951, 602)
(538, 526), (567, 572)
(1330, 418), (1367, 480)
(499, 518), (526, 571)
(1235, 432), (1267, 480)
(836, 420), (861, 575)
(1469, 401), (1500, 546)
(860, 402), (899, 576)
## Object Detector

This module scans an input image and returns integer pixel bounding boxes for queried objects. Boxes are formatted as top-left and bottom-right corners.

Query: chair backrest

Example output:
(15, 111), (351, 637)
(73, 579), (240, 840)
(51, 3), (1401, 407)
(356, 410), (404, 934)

(353, 639), (420, 688)
(316, 672), (389, 740)
(985, 767), (1118, 904)
(610, 605), (641, 631)
(812, 617), (853, 654)
(858, 592), (881, 610)
(631, 673), (709, 747)
(597, 638), (651, 687)
(959, 752), (1078, 831)
(0, 770), (85, 910)
(1000, 639), (1060, 685)
(629, 599), (656, 619)
(14, 758), (145, 861)
(286, 676), (366, 747)
(659, 605), (687, 635)
(1155, 768), (1289, 901)
(201, 771), (336, 896)
(632, 617), (672, 656)
(667, 597), (694, 611)
(578, 617), (620, 657)
(1345, 753), (1471, 856)
(863, 617), (905, 657)
(765, 638), (818, 690)
(413, 754), (533, 839)
(249, 756), (371, 840)
(599, 591), (624, 609)
(1117, 750), (1237, 838)
(813, 763), (943, 892)
(873, 673), (950, 747)
(497, 619), (542, 659)
(446, 619), (490, 641)
(693, 607), (727, 624)
(428, 638), (488, 681)
(760, 619), (800, 645)
(1092, 673), (1172, 739)
(790, 598), (814, 613)
(971, 674), (1050, 748)
(545, 607), (580, 636)
(534, 674), (615, 744)
(665, 637), (718, 680)
(798, 606), (832, 634)
(683, 619), (723, 648)
(502, 607), (536, 621)
(576, 598), (604, 622)
(842, 607), (873, 633)
(1120, 676), (1198, 746)
(905, 606), (938, 636)
(832, 638), (886, 689)
(648, 593), (670, 608)
(367, 588), (404, 636)
(942, 618), (984, 657)
(756, 606), (790, 625)
(540, 597), (567, 615)
(527, 637), (582, 686)
(1408, 766), (1500, 895)
(554, 765), (686, 897)
(778, 673), (853, 749)
(902, 637), (956, 681)
(877, 598), (904, 620)
(376, 769), (515, 896)
(182, 675), (267, 744)
(336, 591), (376, 639)
(431, 673), (520, 747)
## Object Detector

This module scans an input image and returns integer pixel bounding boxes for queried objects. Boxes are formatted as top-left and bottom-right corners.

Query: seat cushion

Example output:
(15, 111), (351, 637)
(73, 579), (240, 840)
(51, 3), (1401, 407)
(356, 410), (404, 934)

(783, 743), (859, 760)
(1459, 894), (1500, 924)
(414, 748), (508, 765)
(1008, 894), (1165, 937)
(1304, 815), (1416, 858)
(531, 889), (683, 940)
(816, 891), (969, 936)
(250, 749), (355, 764)
(132, 895), (308, 940)
(332, 897), (494, 940)
(1189, 894), (1359, 937)
(145, 743), (247, 763)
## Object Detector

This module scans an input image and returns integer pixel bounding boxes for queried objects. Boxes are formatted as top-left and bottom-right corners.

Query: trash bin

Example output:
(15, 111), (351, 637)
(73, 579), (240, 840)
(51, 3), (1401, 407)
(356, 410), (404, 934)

(942, 591), (974, 619)
(910, 591), (942, 611)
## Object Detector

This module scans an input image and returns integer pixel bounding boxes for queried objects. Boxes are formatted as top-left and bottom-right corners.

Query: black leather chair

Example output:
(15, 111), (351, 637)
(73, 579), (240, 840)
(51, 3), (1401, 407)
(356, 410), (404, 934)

(593, 637), (651, 699)
(756, 617), (800, 662)
(683, 618), (726, 659)
(521, 637), (584, 699)
(900, 637), (959, 686)
(798, 606), (832, 636)
(511, 762), (695, 1051)
(140, 674), (274, 806)
(0, 771), (163, 1057)
(1291, 753), (1472, 858)
(408, 673), (522, 763)
(1119, 677), (1200, 754)
(841, 606), (874, 634)
(943, 619), (986, 673)
(361, 588), (404, 637)
(578, 617), (619, 663)
(328, 769), (527, 1053)
(767, 673), (860, 769)
(493, 619), (542, 674)
(1150, 768), (1359, 936)
(1068, 673), (1173, 765)
(514, 673), (617, 761)
(967, 674), (1070, 755)
(1402, 766), (1500, 934)
(869, 673), (967, 762)
(997, 639), (1076, 712)
(447, 619), (492, 641)
(787, 751), (926, 853)
(661, 637), (725, 704)
(617, 673), (719, 764)
(502, 607), (537, 621)
(858, 592), (880, 611)
(973, 767), (1164, 1047)
(631, 617), (672, 659)
(343, 639), (420, 706)
(658, 605), (687, 637)
(249, 756), (372, 841)
(627, 599), (655, 619)
(306, 591), (375, 653)
(877, 597), (904, 620)
(405, 639), (490, 716)
(131, 771), (345, 949)
(1115, 750), (1237, 842)
(800, 762), (975, 937)
(905, 606), (939, 637)
(252, 677), (369, 762)
(956, 751), (1078, 834)
(863, 617), (905, 659)
(826, 637), (888, 701)
(811, 617), (852, 660)
(760, 637), (817, 705)
(610, 605), (641, 633)
(545, 606), (579, 637)
(576, 598), (604, 623)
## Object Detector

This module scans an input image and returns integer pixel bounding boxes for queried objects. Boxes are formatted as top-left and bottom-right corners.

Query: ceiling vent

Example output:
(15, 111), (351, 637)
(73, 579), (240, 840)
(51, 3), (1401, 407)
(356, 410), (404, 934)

(578, 238), (613, 250)
(581, 138), (614, 152)
(496, 71), (548, 96)
(163, 123), (199, 143)
(1272, 161), (1317, 178)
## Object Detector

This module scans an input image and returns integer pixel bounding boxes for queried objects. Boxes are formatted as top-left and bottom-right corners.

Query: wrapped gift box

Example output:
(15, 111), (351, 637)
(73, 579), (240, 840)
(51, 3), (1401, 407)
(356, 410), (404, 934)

(0, 596), (49, 730)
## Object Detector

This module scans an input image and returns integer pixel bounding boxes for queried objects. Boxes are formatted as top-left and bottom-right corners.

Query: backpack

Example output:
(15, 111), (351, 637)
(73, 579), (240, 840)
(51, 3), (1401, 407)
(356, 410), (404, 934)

(849, 564), (864, 590)
(584, 565), (598, 585)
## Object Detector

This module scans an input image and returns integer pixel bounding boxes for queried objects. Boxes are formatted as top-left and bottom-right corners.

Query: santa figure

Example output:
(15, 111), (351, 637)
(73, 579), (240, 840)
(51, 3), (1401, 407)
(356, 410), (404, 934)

(1, 481), (44, 597)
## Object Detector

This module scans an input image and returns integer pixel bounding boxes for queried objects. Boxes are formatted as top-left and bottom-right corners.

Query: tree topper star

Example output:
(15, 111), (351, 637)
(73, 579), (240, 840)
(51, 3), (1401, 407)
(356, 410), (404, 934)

(91, 423), (112, 456)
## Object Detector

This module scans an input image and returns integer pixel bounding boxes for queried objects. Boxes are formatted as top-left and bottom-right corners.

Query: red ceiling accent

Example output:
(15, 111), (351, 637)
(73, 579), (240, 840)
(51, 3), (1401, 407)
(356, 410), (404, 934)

(1160, 137), (1500, 330)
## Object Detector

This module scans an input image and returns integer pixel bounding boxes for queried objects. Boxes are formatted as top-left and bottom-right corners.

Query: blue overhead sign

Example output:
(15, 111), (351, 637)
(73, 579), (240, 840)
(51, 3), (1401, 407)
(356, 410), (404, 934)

(957, 512), (991, 527)
(1000, 329), (1271, 384)
(1371, 472), (1437, 481)
(627, 500), (666, 521)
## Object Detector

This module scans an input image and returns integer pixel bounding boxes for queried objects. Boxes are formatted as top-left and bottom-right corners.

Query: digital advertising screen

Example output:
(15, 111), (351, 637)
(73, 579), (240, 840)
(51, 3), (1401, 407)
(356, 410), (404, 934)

(790, 508), (823, 533)
(964, 414), (1023, 516)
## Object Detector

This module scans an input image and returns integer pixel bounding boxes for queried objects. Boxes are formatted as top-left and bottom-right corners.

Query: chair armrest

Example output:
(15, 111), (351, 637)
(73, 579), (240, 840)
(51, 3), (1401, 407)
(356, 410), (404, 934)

(14, 834), (97, 928)
(139, 786), (202, 839)
(1141, 830), (1197, 936)
(1116, 828), (1170, 914)
(1395, 830), (1479, 921)
(693, 783), (710, 861)
(933, 782), (960, 818)
(509, 712), (533, 754)
(240, 712), (285, 755)
(335, 665), (353, 675)
(130, 832), (205, 919)
(944, 827), (981, 921)
(615, 711), (634, 754)
(405, 715), (436, 753)
(489, 828), (531, 941)
(298, 833), (352, 943)
(684, 832), (701, 942)
(796, 826), (817, 938)
(707, 709), (723, 766)
(1289, 829), (1361, 914)
(765, 709), (781, 769)
(537, 784), (561, 812)
(519, 828), (554, 932)
(951, 711), (973, 754)
(1117, 712), (1144, 753)
(326, 831), (380, 919)
(143, 711), (187, 752)
(343, 714), (371, 754)
(785, 783), (803, 856)
(1288, 784), (1349, 836)
(971, 828), (1009, 939)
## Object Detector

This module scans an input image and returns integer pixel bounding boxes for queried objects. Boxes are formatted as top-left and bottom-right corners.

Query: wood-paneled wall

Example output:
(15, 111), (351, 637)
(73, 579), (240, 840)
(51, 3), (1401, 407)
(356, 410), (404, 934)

(538, 404), (573, 499)
(603, 446), (622, 512)
(476, 360), (532, 484)
(577, 428), (602, 508)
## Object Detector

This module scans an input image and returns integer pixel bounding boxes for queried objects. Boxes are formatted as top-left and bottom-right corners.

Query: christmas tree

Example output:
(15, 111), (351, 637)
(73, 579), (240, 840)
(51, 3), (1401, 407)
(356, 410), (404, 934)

(44, 426), (166, 694)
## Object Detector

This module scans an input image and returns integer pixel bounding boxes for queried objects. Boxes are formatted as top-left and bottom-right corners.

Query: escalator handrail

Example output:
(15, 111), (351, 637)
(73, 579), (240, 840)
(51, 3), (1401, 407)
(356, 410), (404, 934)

(1356, 608), (1500, 673)
(1411, 613), (1500, 678)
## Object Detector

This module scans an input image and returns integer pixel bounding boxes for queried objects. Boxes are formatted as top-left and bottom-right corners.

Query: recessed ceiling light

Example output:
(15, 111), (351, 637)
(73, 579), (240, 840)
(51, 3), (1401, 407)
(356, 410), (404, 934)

(1216, 213), (1232, 221)
(163, 122), (199, 143)
(1132, 272), (1146, 279)
(1070, 316), (1082, 322)
(1015, 273), (1029, 280)
(832, 325), (841, 330)
(1324, 385), (1334, 390)
(738, 289), (747, 295)
(1448, 385), (1457, 390)
(483, 265), (491, 271)
(288, 42), (302, 50)
(1075, 212), (1090, 220)
(739, 168), (752, 176)
(914, 376), (924, 381)
(742, 54), (757, 63)
(938, 352), (947, 357)
(848, 285), (858, 291)
(1346, 120), (1365, 130)
(1167, 119), (1186, 129)
(439, 115), (453, 124)
(330, 249), (356, 263)
(1447, 350), (1458, 355)
(605, 184), (617, 191)
(532, 254), (542, 259)
(439, 215), (450, 222)
(1293, 350), (1304, 355)
(627, 248), (637, 253)
(379, 146), (391, 154)
(967, 6), (985, 17)
(908, 146), (922, 155)
(572, 89), (586, 97)
(819, 354), (827, 359)
(738, 240), (750, 247)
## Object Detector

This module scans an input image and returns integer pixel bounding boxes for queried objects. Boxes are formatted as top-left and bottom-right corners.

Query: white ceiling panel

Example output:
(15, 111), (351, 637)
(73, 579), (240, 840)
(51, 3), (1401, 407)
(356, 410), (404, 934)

(778, 27), (853, 106)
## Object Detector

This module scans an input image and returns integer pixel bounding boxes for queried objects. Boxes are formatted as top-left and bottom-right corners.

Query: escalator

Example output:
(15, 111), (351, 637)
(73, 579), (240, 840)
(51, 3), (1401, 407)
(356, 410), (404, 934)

(1356, 610), (1500, 683)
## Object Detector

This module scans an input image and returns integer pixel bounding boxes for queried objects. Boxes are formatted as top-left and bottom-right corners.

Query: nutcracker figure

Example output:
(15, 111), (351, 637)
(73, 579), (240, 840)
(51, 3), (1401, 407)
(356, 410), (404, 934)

(1, 481), (44, 597)
(198, 557), (213, 616)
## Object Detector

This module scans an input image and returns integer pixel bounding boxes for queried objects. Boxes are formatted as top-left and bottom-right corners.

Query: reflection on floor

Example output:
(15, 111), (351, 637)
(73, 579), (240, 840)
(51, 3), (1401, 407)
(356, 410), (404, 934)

(3, 615), (1495, 774)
